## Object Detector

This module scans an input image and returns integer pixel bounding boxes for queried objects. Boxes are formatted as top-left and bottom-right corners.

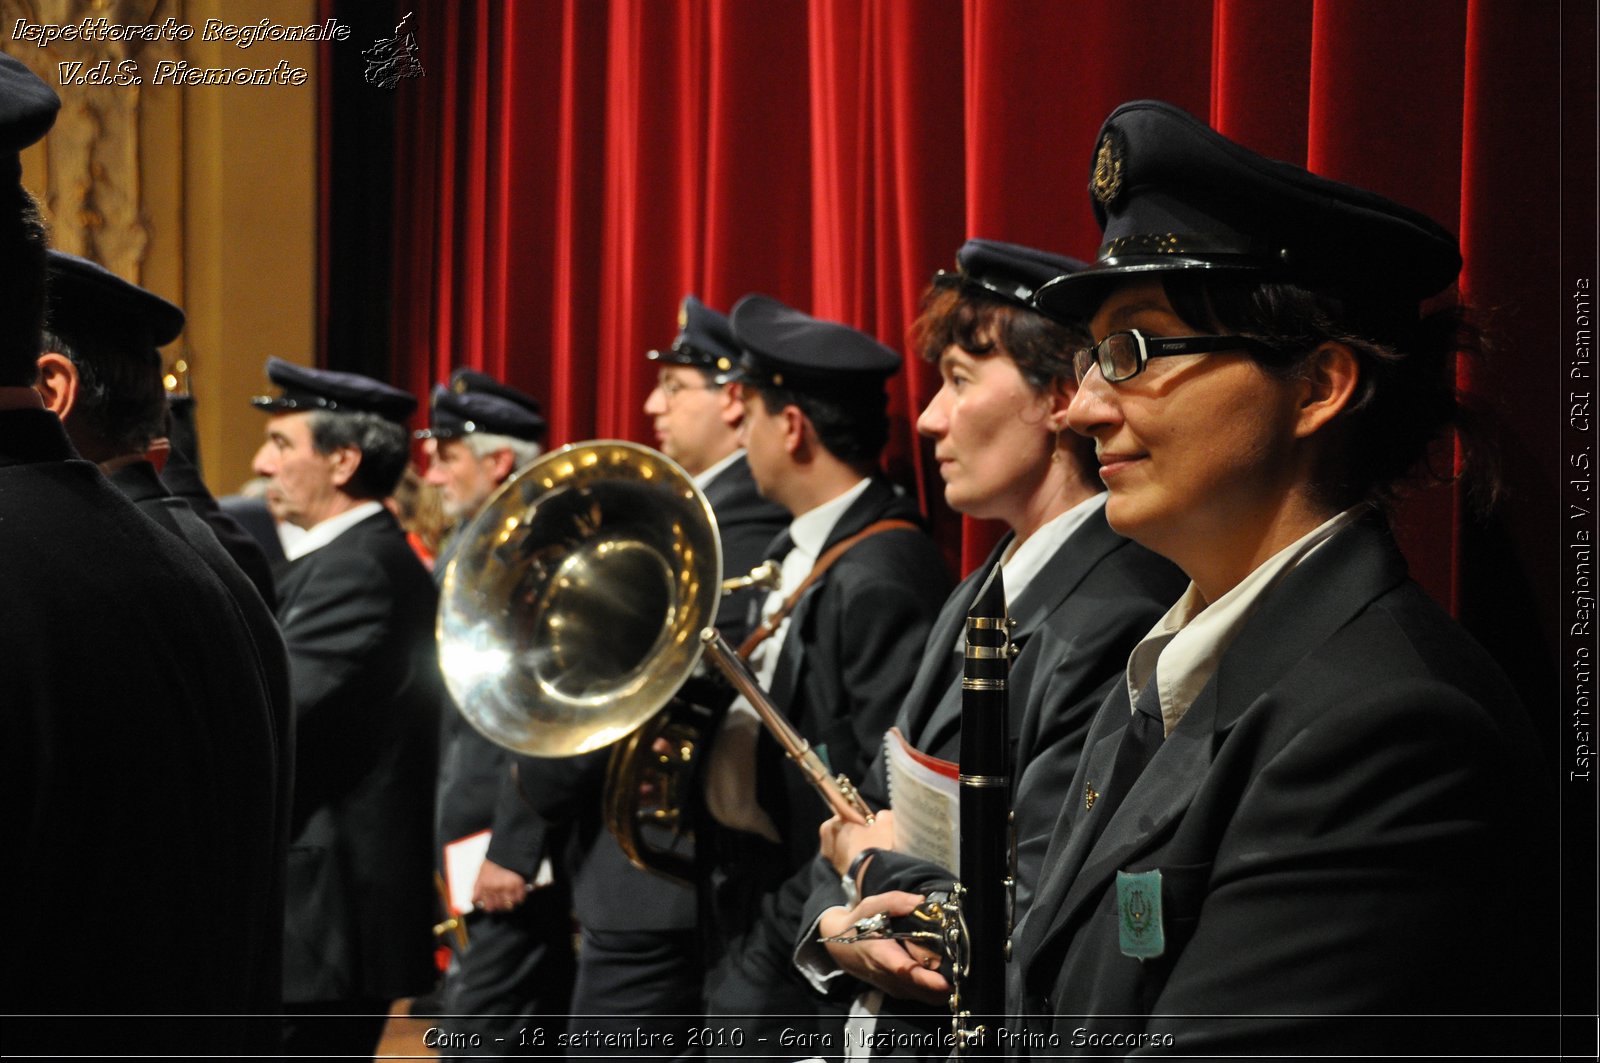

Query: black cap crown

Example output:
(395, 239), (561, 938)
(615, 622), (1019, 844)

(418, 367), (546, 442)
(935, 239), (1088, 309)
(647, 295), (740, 382)
(0, 54), (59, 182)
(251, 357), (417, 425)
(45, 251), (185, 352)
(1035, 100), (1462, 321)
(728, 294), (900, 394)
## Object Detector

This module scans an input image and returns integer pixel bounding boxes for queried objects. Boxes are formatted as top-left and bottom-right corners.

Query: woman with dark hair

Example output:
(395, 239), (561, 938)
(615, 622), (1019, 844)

(788, 239), (1184, 1055)
(1010, 100), (1552, 1056)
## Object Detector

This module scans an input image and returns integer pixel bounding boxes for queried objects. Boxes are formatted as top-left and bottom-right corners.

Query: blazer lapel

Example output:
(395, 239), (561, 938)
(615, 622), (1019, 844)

(1033, 682), (1219, 954)
(1021, 514), (1411, 982)
(1006, 509), (1121, 641)
(910, 538), (1008, 750)
(766, 478), (909, 712)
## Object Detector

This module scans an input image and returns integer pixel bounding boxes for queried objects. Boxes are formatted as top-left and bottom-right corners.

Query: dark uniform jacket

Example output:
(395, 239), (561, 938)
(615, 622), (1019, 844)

(792, 507), (1184, 1047)
(1009, 517), (1555, 1057)
(0, 410), (282, 1050)
(277, 507), (442, 1004)
(754, 476), (951, 872)
(702, 476), (948, 1034)
(106, 459), (294, 1008)
(159, 445), (279, 608)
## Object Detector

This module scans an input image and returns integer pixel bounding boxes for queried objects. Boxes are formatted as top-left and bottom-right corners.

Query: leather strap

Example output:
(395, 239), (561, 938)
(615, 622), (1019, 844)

(736, 518), (919, 659)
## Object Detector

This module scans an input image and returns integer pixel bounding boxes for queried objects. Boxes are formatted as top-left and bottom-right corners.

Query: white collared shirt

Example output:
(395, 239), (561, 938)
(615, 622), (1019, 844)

(998, 492), (1107, 605)
(283, 500), (385, 561)
(1126, 505), (1365, 736)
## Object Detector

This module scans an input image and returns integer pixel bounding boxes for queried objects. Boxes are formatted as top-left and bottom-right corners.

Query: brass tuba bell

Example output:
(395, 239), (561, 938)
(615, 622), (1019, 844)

(438, 439), (871, 884)
(437, 440), (724, 759)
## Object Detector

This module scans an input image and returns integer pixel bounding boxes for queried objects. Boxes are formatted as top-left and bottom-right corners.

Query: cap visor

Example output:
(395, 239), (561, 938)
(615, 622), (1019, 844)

(1034, 256), (1267, 322)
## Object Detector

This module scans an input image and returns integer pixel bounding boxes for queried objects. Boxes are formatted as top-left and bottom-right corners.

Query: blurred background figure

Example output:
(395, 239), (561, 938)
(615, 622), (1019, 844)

(388, 461), (448, 569)
(418, 367), (573, 1060)
(250, 357), (442, 1060)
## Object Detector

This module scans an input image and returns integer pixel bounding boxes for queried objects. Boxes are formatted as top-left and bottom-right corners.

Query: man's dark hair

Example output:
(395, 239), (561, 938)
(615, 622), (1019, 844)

(0, 187), (49, 386)
(41, 329), (165, 460)
(748, 382), (888, 467)
(306, 408), (410, 499)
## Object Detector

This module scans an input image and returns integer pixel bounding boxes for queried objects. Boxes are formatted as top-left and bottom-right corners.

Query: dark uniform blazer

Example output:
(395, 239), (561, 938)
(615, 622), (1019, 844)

(705, 451), (792, 645)
(704, 476), (948, 1030)
(756, 476), (951, 870)
(276, 507), (442, 1004)
(106, 459), (294, 1011)
(1010, 517), (1555, 1057)
(0, 411), (281, 1050)
(803, 506), (1184, 913)
(159, 445), (279, 608)
(792, 507), (1184, 1045)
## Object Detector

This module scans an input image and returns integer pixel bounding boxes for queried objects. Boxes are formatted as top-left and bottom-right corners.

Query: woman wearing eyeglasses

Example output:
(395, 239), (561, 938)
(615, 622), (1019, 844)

(780, 239), (1184, 1056)
(1008, 101), (1552, 1055)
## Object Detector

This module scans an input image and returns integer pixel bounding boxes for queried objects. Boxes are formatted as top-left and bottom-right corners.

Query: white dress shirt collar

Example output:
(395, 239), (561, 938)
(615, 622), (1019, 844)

(692, 448), (745, 490)
(284, 500), (385, 561)
(1127, 505), (1365, 736)
(788, 476), (872, 559)
(999, 492), (1107, 604)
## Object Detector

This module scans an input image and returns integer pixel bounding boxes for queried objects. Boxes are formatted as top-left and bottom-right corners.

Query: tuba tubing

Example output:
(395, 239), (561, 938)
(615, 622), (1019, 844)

(437, 440), (872, 877)
(700, 629), (873, 827)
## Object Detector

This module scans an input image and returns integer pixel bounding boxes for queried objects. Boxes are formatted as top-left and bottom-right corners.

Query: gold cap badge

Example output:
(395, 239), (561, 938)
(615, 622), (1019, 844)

(1092, 130), (1124, 206)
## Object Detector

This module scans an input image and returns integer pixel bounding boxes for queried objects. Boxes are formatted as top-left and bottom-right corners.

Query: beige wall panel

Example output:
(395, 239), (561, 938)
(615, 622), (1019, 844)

(5, 0), (320, 494)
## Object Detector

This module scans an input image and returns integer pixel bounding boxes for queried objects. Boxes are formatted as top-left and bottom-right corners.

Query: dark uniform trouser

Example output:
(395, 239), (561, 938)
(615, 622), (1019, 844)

(440, 882), (576, 1059)
(565, 926), (706, 1060)
(702, 864), (847, 1063)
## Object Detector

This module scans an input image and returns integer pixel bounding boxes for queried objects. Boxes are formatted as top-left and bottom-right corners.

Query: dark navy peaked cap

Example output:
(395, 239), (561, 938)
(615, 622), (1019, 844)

(251, 357), (417, 425)
(1034, 100), (1462, 321)
(648, 295), (741, 382)
(0, 54), (58, 181)
(45, 251), (185, 351)
(934, 239), (1089, 310)
(728, 294), (900, 394)
(418, 367), (546, 442)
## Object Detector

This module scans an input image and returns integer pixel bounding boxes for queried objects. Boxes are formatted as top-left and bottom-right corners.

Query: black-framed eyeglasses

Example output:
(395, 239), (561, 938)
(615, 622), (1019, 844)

(1071, 329), (1267, 384)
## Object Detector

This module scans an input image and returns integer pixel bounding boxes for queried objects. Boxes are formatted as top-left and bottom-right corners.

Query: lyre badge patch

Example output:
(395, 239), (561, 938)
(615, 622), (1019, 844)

(1115, 869), (1165, 960)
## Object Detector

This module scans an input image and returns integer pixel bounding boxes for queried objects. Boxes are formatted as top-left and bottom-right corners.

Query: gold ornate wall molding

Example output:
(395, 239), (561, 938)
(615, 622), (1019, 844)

(4, 0), (183, 281)
(5, 0), (318, 493)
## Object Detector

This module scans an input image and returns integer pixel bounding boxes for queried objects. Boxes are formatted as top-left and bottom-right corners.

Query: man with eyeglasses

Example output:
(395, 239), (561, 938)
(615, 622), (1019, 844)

(642, 294), (793, 653)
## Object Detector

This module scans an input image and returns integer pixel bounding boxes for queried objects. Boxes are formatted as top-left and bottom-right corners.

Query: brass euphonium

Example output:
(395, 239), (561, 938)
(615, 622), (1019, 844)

(436, 440), (870, 883)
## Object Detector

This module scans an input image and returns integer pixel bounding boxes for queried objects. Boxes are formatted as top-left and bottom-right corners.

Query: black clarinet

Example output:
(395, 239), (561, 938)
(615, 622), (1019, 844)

(952, 561), (1013, 1054)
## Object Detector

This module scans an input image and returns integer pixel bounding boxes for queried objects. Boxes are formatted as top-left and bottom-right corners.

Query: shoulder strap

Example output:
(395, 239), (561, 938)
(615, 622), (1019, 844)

(736, 518), (919, 659)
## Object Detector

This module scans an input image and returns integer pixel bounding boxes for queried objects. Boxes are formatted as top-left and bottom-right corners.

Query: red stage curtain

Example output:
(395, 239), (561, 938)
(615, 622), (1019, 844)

(376, 0), (1570, 703)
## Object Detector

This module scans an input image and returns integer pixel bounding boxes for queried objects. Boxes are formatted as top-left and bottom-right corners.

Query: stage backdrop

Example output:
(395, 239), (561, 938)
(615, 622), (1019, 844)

(322, 0), (1577, 735)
